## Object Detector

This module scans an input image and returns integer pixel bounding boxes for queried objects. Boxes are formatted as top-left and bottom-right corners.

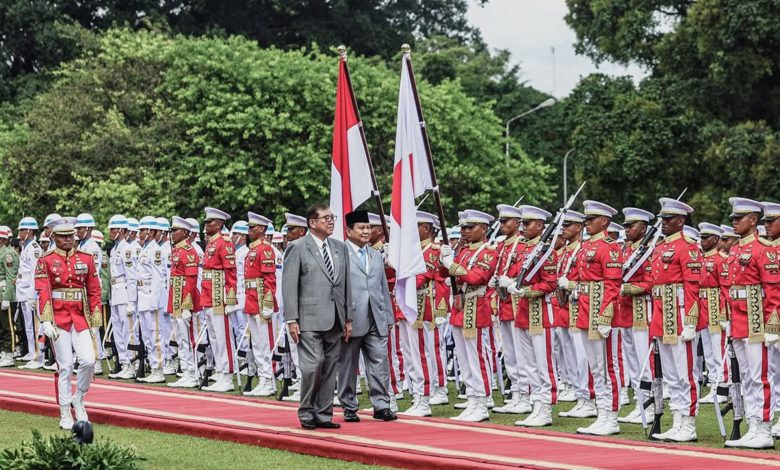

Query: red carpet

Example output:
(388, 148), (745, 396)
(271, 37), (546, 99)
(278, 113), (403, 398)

(0, 370), (778, 469)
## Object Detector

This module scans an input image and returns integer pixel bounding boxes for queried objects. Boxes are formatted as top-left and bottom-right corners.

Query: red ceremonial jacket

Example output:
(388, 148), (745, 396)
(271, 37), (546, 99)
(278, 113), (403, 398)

(573, 231), (622, 331)
(415, 239), (450, 322)
(494, 234), (526, 322)
(449, 240), (498, 329)
(35, 248), (101, 332)
(200, 233), (238, 313)
(616, 240), (653, 329)
(699, 249), (727, 332)
(511, 236), (557, 329)
(168, 240), (200, 317)
(243, 238), (277, 315)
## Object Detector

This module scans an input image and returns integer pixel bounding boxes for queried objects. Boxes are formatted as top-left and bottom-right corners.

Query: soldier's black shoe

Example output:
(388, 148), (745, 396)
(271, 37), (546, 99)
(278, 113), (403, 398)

(373, 408), (397, 421)
(344, 410), (360, 422)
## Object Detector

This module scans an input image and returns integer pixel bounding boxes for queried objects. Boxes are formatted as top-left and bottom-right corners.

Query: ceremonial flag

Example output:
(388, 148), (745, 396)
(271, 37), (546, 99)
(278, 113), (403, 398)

(389, 51), (434, 322)
(329, 57), (374, 240)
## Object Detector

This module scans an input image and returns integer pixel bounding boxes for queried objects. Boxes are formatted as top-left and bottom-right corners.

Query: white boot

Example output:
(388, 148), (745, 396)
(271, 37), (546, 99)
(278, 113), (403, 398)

(72, 391), (89, 422)
(666, 414), (697, 442)
(505, 393), (532, 414)
(618, 401), (643, 423)
(559, 398), (583, 418)
(400, 394), (421, 416)
(138, 368), (166, 383)
(0, 352), (14, 367)
(168, 372), (199, 388)
(699, 388), (716, 404)
(94, 360), (103, 375)
(557, 388), (577, 402)
(651, 410), (681, 440)
(516, 401), (552, 427)
(460, 396), (489, 422)
(589, 410), (620, 436)
(450, 396), (476, 421)
(454, 397), (470, 409)
(577, 408), (608, 435)
(282, 389), (301, 402)
(493, 392), (519, 414)
(622, 403), (654, 424)
(568, 399), (598, 418)
(771, 418), (780, 438)
(402, 395), (432, 417)
(244, 377), (274, 397)
(619, 388), (630, 406)
(111, 363), (135, 380)
(726, 419), (774, 449)
(203, 373), (234, 392)
(163, 360), (177, 375)
(19, 359), (43, 370)
(430, 386), (449, 405)
(59, 405), (74, 430)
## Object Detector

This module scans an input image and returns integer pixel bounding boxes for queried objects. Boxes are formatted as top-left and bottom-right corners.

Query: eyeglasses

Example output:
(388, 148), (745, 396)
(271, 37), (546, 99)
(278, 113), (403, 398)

(315, 215), (338, 222)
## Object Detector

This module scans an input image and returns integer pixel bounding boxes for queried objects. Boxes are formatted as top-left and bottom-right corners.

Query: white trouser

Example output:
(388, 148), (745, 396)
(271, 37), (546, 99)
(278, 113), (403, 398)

(451, 326), (491, 397)
(658, 339), (699, 417)
(205, 308), (235, 374)
(233, 310), (249, 353)
(556, 327), (590, 399)
(248, 314), (276, 380)
(109, 304), (130, 365)
(733, 338), (771, 422)
(622, 328), (651, 395)
(579, 330), (620, 411)
(499, 320), (526, 393)
(516, 328), (558, 404)
(770, 345), (780, 416)
(174, 317), (196, 374)
(699, 328), (725, 385)
(398, 319), (433, 396)
(54, 326), (95, 406)
(21, 301), (40, 361)
(484, 325), (497, 390)
(425, 322), (448, 389)
(140, 310), (164, 369)
(160, 310), (173, 361)
(387, 323), (402, 394)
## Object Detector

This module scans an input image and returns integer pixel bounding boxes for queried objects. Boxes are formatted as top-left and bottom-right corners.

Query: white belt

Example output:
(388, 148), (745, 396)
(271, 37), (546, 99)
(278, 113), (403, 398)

(245, 280), (260, 289)
(203, 272), (213, 280)
(137, 280), (151, 287)
(52, 291), (83, 301)
(729, 286), (762, 300)
(111, 277), (126, 286)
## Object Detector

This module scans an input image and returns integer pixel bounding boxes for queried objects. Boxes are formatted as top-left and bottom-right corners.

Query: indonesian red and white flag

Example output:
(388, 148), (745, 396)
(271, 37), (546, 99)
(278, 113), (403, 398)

(330, 58), (373, 240)
(389, 55), (434, 322)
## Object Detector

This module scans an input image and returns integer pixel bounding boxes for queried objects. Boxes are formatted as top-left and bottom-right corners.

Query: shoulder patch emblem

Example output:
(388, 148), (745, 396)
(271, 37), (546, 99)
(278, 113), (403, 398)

(768, 251), (776, 263)
(689, 250), (700, 261)
(609, 250), (619, 262)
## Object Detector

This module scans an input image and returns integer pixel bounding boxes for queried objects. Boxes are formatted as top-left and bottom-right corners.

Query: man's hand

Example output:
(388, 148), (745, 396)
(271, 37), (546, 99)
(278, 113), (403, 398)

(439, 245), (454, 269)
(497, 276), (513, 289)
(287, 321), (300, 344)
(42, 321), (59, 340)
(680, 324), (696, 342)
(0, 300), (9, 310)
(181, 309), (192, 321)
(126, 303), (135, 315)
(765, 333), (779, 346)
(557, 276), (570, 290)
(488, 276), (499, 288)
(597, 324), (611, 339)
(344, 321), (353, 342)
(720, 320), (730, 332)
(434, 316), (446, 326)
(262, 308), (274, 319)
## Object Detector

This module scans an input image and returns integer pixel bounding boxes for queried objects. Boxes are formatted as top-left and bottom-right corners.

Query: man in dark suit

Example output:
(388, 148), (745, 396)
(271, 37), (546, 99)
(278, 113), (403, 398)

(336, 211), (396, 423)
(283, 203), (353, 429)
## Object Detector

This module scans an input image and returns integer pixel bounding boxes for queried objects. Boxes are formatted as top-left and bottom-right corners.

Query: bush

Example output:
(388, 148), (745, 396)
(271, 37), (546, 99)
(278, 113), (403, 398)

(0, 429), (143, 470)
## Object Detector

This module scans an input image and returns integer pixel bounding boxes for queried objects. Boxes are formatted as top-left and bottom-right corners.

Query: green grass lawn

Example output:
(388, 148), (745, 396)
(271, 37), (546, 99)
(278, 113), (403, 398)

(0, 409), (389, 469)
(6, 358), (780, 455)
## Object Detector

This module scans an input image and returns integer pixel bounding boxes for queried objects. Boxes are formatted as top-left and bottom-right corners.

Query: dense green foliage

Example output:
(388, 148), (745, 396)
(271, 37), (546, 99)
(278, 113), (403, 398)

(0, 29), (551, 225)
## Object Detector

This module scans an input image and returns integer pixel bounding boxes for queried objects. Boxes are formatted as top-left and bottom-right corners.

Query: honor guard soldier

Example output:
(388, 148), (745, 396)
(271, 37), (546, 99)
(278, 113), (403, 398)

(75, 214), (104, 375)
(696, 223), (728, 404)
(647, 198), (701, 442)
(554, 211), (597, 419)
(490, 204), (531, 415)
(200, 207), (238, 392)
(16, 216), (44, 369)
(42, 214), (61, 254)
(439, 210), (498, 422)
(106, 215), (136, 379)
(154, 217), (176, 374)
(498, 205), (559, 427)
(616, 208), (655, 424)
(0, 226), (18, 367)
(134, 216), (166, 383)
(761, 201), (780, 438)
(36, 217), (101, 430)
(229, 221), (250, 361)
(167, 217), (202, 388)
(565, 200), (623, 436)
(241, 212), (278, 397)
(723, 198), (778, 448)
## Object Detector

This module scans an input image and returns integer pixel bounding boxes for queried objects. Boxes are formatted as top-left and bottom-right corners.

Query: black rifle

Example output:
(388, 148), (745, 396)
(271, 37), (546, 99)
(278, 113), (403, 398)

(647, 339), (665, 439)
(717, 339), (744, 440)
(275, 328), (295, 400)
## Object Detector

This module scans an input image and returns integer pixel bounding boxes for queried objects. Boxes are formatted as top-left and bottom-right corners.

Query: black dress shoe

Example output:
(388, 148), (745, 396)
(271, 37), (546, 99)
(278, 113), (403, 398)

(344, 410), (360, 422)
(373, 408), (397, 421)
(300, 420), (316, 430)
(315, 421), (341, 429)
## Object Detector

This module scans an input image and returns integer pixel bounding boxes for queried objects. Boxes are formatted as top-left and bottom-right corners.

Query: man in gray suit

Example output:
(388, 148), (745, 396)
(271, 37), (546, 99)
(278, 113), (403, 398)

(336, 211), (397, 423)
(283, 203), (353, 429)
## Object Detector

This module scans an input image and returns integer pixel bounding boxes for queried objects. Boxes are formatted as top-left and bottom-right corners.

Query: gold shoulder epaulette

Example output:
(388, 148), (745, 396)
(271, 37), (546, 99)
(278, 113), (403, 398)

(758, 237), (772, 246)
(683, 236), (696, 244)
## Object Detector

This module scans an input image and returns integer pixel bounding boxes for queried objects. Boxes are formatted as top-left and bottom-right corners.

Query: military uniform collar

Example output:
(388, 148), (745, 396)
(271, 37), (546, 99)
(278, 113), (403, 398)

(503, 233), (521, 244)
(565, 239), (581, 252)
(54, 248), (75, 257)
(664, 231), (682, 243)
(526, 235), (542, 245)
(739, 232), (756, 246)
(420, 238), (431, 248)
(208, 233), (221, 243)
(249, 239), (265, 249)
(589, 231), (606, 242)
(469, 240), (486, 250)
(631, 239), (643, 250)
(704, 248), (719, 257)
(174, 240), (190, 249)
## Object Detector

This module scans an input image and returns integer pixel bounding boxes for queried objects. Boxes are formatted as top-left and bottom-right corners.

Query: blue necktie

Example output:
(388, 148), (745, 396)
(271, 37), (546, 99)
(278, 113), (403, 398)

(358, 247), (366, 269)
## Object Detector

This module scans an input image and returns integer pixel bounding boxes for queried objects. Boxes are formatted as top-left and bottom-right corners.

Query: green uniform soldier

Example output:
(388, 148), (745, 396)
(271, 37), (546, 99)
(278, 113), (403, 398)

(0, 225), (19, 367)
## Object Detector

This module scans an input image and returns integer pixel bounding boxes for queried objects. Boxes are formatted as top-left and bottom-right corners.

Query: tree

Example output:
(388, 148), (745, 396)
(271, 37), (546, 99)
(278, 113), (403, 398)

(0, 29), (552, 226)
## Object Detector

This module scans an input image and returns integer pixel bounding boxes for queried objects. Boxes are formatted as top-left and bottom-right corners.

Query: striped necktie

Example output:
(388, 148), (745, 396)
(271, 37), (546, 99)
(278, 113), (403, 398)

(322, 242), (334, 280)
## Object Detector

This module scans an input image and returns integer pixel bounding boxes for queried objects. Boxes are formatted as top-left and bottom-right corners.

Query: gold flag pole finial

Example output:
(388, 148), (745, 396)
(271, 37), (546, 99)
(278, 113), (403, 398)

(337, 45), (347, 60)
(401, 43), (411, 54)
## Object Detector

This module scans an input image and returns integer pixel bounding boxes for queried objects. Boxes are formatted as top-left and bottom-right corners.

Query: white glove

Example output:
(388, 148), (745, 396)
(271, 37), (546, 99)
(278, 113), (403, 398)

(497, 276), (514, 289)
(434, 316), (446, 326)
(619, 284), (630, 296)
(439, 249), (454, 269)
(765, 333), (779, 346)
(597, 324), (611, 339)
(42, 321), (58, 340)
(225, 305), (238, 314)
(439, 244), (452, 258)
(488, 276), (499, 288)
(507, 284), (525, 297)
(720, 320), (730, 331)
(491, 314), (498, 323)
(181, 309), (192, 321)
(0, 300), (9, 310)
(557, 276), (570, 290)
(262, 307), (274, 319)
(680, 324), (696, 342)
(126, 304), (135, 314)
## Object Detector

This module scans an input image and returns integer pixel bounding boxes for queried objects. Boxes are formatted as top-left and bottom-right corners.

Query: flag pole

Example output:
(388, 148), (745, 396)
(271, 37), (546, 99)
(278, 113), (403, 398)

(400, 44), (449, 246)
(338, 46), (389, 241)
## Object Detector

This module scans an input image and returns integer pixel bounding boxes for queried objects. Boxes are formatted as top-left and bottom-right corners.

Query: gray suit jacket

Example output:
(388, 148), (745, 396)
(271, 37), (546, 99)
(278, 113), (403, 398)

(282, 233), (353, 332)
(347, 243), (394, 337)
